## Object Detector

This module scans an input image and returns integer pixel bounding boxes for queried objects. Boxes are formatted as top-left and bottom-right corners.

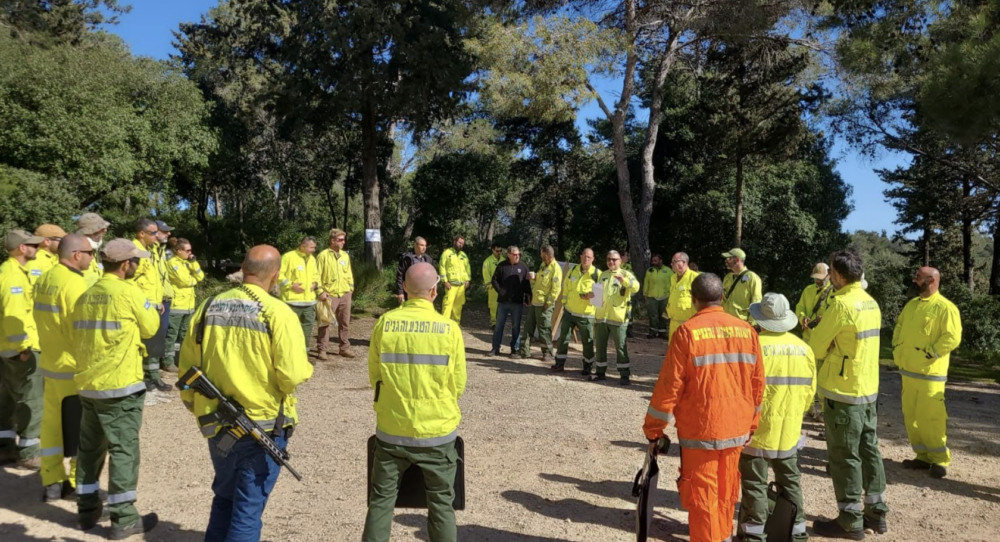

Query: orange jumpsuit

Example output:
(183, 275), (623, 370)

(644, 306), (765, 542)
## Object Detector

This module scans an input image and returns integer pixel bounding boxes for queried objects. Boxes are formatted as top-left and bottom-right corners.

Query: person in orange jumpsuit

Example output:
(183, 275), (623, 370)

(644, 272), (765, 542)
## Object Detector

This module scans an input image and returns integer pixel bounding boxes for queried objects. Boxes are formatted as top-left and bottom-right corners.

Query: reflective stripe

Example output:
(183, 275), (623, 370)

(286, 300), (317, 307)
(18, 437), (40, 447)
(856, 329), (880, 340)
(6, 333), (28, 342)
(595, 361), (608, 367)
(40, 369), (75, 380)
(376, 428), (458, 448)
(741, 522), (765, 535)
(380, 353), (449, 366)
(819, 388), (878, 404)
(911, 444), (948, 454)
(617, 363), (630, 369)
(77, 482), (100, 495)
(646, 406), (675, 424)
(864, 493), (885, 504)
(107, 490), (137, 504)
(172, 309), (194, 315)
(41, 447), (63, 457)
(279, 279), (290, 286)
(73, 320), (122, 330)
(33, 302), (60, 313)
(555, 355), (567, 361)
(565, 309), (595, 319)
(583, 357), (595, 364)
(755, 405), (762, 414)
(679, 434), (748, 450)
(143, 363), (159, 370)
(692, 353), (757, 367)
(0, 430), (16, 439)
(205, 315), (269, 334)
(78, 382), (146, 399)
(792, 522), (807, 535)
(742, 446), (798, 459)
(899, 369), (947, 382)
(838, 501), (863, 511)
(765, 376), (814, 386)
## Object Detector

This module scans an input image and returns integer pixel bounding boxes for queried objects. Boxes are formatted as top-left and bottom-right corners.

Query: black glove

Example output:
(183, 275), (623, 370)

(648, 436), (671, 455)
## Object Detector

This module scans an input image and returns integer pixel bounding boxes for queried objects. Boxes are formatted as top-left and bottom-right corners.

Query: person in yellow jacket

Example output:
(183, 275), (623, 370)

(796, 263), (834, 344)
(809, 250), (888, 539)
(482, 243), (504, 327)
(722, 248), (763, 324)
(518, 245), (562, 361)
(363, 262), (466, 542)
(893, 267), (962, 479)
(129, 218), (171, 392)
(666, 252), (700, 341)
(162, 238), (204, 373)
(592, 251), (639, 385)
(153, 221), (176, 377)
(552, 248), (600, 373)
(26, 224), (67, 287)
(316, 228), (355, 360)
(279, 236), (321, 349)
(642, 253), (673, 339)
(33, 234), (94, 501)
(178, 244), (313, 541)
(0, 229), (45, 470)
(737, 292), (816, 542)
(75, 213), (110, 287)
(438, 235), (471, 323)
(72, 238), (161, 537)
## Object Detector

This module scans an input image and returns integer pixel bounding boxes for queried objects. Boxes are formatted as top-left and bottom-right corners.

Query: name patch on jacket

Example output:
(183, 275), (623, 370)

(853, 300), (879, 312)
(383, 319), (452, 335)
(762, 344), (809, 357)
(691, 326), (753, 341)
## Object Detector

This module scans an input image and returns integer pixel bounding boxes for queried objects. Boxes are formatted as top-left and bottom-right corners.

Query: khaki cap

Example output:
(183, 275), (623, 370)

(722, 248), (746, 261)
(35, 224), (68, 238)
(76, 213), (111, 235)
(101, 238), (150, 262)
(810, 263), (829, 280)
(5, 229), (45, 250)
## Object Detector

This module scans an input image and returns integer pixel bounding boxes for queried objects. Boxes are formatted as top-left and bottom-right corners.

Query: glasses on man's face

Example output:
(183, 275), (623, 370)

(608, 258), (620, 262)
(510, 253), (520, 257)
(143, 230), (158, 236)
(336, 237), (346, 242)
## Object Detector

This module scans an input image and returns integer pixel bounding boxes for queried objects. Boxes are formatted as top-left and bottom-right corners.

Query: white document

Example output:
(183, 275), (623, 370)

(590, 283), (604, 309)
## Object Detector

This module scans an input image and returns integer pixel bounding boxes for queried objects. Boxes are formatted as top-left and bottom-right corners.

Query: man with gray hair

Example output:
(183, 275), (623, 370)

(592, 250), (639, 385)
(396, 237), (433, 304)
(489, 246), (531, 356)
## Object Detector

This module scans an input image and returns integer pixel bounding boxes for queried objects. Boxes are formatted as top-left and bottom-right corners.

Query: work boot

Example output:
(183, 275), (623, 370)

(340, 349), (355, 359)
(902, 458), (932, 470)
(646, 332), (657, 339)
(62, 480), (76, 500)
(540, 351), (549, 362)
(619, 377), (631, 386)
(518, 351), (528, 359)
(658, 331), (668, 340)
(930, 464), (947, 479)
(317, 350), (328, 361)
(110, 513), (159, 540)
(550, 364), (564, 372)
(161, 364), (178, 374)
(488, 349), (500, 357)
(812, 519), (865, 540)
(863, 515), (888, 534)
(588, 374), (606, 382)
(44, 482), (63, 502)
(78, 507), (110, 531)
(152, 379), (172, 393)
(17, 456), (41, 470)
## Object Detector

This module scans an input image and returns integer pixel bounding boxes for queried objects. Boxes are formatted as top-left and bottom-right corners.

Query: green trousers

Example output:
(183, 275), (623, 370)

(290, 304), (317, 349)
(362, 439), (459, 542)
(519, 305), (555, 357)
(737, 453), (807, 541)
(594, 322), (629, 378)
(646, 298), (668, 335)
(162, 311), (192, 368)
(0, 350), (43, 460)
(77, 392), (145, 528)
(554, 313), (595, 371)
(824, 399), (888, 531)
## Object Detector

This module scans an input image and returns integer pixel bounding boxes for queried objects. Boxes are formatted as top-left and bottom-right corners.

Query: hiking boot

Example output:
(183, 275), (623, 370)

(44, 482), (63, 502)
(62, 480), (76, 500)
(110, 513), (159, 540)
(318, 350), (328, 361)
(78, 508), (110, 531)
(153, 380), (172, 393)
(646, 333), (657, 339)
(488, 349), (500, 357)
(340, 349), (355, 359)
(17, 456), (41, 470)
(161, 364), (178, 374)
(930, 464), (947, 479)
(588, 374), (606, 382)
(550, 364), (564, 372)
(902, 458), (931, 470)
(619, 377), (631, 386)
(863, 515), (887, 534)
(541, 351), (549, 362)
(812, 519), (865, 540)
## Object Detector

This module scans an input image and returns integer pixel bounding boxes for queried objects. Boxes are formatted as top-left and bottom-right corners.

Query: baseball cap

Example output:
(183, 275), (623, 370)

(721, 248), (746, 261)
(4, 229), (45, 251)
(35, 224), (68, 238)
(76, 213), (110, 235)
(101, 238), (150, 262)
(810, 263), (830, 280)
(155, 220), (174, 232)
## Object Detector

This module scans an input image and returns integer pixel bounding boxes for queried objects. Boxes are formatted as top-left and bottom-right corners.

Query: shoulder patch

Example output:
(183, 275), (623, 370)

(11, 286), (23, 294)
(144, 300), (151, 310)
(172, 265), (180, 270)
(741, 274), (749, 282)
(30, 269), (42, 276)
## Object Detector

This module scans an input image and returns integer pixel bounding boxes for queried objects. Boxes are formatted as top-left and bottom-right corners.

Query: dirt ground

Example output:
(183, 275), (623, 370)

(2, 304), (1000, 542)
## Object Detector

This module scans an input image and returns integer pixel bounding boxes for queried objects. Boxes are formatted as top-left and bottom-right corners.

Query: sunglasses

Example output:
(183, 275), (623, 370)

(143, 230), (158, 236)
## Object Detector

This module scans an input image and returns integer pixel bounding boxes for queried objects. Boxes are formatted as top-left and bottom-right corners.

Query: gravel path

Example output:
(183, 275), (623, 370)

(2, 304), (999, 541)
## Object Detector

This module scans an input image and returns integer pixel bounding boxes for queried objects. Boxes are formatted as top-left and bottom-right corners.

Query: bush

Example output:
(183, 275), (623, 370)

(945, 285), (1000, 357)
(351, 261), (397, 315)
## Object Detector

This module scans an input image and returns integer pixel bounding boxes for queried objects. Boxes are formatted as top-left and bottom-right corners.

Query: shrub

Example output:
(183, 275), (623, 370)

(351, 260), (397, 315)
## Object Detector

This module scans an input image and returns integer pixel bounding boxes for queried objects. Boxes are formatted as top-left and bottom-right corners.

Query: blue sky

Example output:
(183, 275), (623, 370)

(105, 1), (904, 234)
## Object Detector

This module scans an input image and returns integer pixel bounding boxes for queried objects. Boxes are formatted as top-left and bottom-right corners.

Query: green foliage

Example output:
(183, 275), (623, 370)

(350, 261), (397, 315)
(942, 283), (1000, 356)
(0, 0), (131, 45)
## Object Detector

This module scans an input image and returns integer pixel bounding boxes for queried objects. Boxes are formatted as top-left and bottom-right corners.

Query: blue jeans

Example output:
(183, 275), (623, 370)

(206, 431), (288, 542)
(491, 302), (524, 352)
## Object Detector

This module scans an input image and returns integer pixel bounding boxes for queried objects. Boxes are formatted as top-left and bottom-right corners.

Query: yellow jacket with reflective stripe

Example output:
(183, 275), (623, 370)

(178, 284), (314, 437)
(482, 254), (503, 288)
(26, 249), (57, 287)
(531, 259), (562, 306)
(167, 256), (205, 313)
(155, 244), (174, 300)
(643, 266), (674, 300)
(723, 268), (763, 323)
(438, 248), (471, 284)
(368, 298), (467, 446)
(561, 264), (600, 318)
(279, 249), (320, 305)
(83, 258), (103, 287)
(892, 292), (962, 380)
(596, 269), (640, 325)
(795, 282), (833, 342)
(33, 263), (89, 376)
(317, 248), (354, 296)
(667, 270), (701, 322)
(809, 282), (882, 404)
(72, 274), (160, 398)
(745, 332), (817, 458)
(129, 238), (163, 307)
(0, 258), (39, 357)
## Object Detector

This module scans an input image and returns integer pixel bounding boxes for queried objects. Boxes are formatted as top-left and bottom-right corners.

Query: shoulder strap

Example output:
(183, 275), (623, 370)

(809, 284), (833, 320)
(725, 270), (748, 301)
(195, 296), (217, 347)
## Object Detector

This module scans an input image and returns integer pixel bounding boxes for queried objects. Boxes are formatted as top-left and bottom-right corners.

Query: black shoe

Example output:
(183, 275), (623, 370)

(43, 482), (63, 502)
(580, 368), (593, 376)
(144, 381), (156, 393)
(62, 480), (76, 500)
(813, 519), (865, 540)
(153, 380), (172, 392)
(110, 513), (159, 540)
(647, 333), (657, 339)
(588, 374), (606, 382)
(902, 458), (931, 470)
(930, 464), (947, 479)
(488, 349), (500, 357)
(550, 364), (565, 372)
(863, 515), (887, 534)
(619, 377), (631, 386)
(78, 508), (109, 531)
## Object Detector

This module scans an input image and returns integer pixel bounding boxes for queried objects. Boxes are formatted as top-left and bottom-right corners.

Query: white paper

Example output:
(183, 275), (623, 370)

(590, 283), (604, 309)
(365, 229), (382, 243)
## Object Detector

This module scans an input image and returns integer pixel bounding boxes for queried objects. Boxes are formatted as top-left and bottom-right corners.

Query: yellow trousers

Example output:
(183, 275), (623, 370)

(901, 374), (951, 466)
(441, 284), (466, 324)
(487, 287), (499, 326)
(40, 377), (78, 487)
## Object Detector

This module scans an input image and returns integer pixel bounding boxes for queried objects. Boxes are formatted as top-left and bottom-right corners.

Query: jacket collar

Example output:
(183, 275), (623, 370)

(833, 281), (863, 297)
(694, 305), (725, 317)
(403, 298), (435, 311)
(918, 291), (941, 303)
(60, 263), (85, 277)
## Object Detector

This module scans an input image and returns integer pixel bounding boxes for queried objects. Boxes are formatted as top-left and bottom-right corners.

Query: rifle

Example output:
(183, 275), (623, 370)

(176, 366), (303, 481)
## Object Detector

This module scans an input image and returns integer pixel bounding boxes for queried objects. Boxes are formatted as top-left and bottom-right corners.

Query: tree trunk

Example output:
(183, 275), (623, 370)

(923, 215), (931, 267)
(734, 152), (745, 248)
(213, 188), (223, 217)
(962, 176), (974, 292)
(361, 105), (383, 270)
(324, 183), (339, 228)
(402, 205), (417, 244)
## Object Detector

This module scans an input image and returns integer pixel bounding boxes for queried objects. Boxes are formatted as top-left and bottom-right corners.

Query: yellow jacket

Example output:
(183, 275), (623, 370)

(129, 238), (163, 308)
(795, 282), (833, 342)
(723, 268), (763, 323)
(279, 249), (320, 306)
(368, 298), (467, 446)
(0, 258), (39, 357)
(744, 332), (817, 458)
(26, 249), (58, 287)
(596, 269), (640, 325)
(167, 256), (205, 313)
(439, 248), (471, 284)
(155, 244), (174, 300)
(810, 282), (882, 404)
(643, 266), (674, 300)
(179, 284), (314, 437)
(892, 292), (962, 380)
(317, 248), (354, 297)
(33, 263), (89, 378)
(561, 264), (600, 319)
(73, 274), (160, 398)
(667, 270), (701, 322)
(531, 259), (562, 307)
(482, 254), (503, 288)
(83, 257), (103, 288)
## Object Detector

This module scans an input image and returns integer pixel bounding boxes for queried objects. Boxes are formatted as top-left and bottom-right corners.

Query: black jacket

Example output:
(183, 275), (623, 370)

(396, 252), (434, 296)
(491, 261), (532, 304)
